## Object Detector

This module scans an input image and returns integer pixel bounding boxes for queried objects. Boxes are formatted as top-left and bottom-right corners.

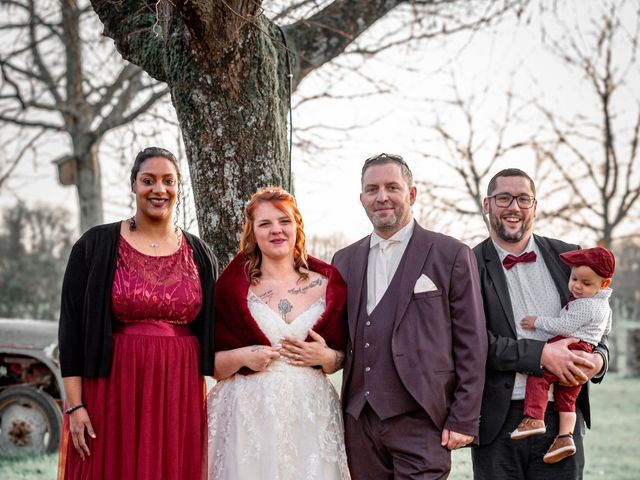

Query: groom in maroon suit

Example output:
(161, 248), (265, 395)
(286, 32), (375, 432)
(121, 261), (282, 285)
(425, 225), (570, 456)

(332, 154), (487, 479)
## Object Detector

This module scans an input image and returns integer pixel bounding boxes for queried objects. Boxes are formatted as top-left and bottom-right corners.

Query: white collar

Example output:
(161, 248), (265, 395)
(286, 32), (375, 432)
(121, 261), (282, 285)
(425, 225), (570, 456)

(370, 219), (415, 249)
(492, 235), (537, 261)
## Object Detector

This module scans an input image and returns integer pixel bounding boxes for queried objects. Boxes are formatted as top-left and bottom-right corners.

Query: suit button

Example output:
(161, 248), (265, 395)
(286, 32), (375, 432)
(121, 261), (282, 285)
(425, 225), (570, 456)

(349, 349), (353, 354)
(504, 382), (512, 389)
(365, 391), (370, 396)
(364, 343), (370, 348)
(365, 321), (371, 326)
(365, 367), (371, 372)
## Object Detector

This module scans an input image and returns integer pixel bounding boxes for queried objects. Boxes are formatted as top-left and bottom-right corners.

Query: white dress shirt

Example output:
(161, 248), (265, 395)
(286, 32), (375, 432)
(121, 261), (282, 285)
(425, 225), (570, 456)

(366, 220), (415, 315)
(492, 236), (562, 400)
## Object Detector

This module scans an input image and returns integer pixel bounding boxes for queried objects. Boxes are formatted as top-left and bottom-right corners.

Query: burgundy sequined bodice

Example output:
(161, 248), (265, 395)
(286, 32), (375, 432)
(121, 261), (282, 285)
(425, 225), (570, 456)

(111, 236), (202, 324)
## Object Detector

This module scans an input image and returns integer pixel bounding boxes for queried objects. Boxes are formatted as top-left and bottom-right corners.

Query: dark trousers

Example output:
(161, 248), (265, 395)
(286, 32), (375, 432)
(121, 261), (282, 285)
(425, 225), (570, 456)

(345, 404), (451, 480)
(471, 400), (585, 480)
(525, 338), (593, 418)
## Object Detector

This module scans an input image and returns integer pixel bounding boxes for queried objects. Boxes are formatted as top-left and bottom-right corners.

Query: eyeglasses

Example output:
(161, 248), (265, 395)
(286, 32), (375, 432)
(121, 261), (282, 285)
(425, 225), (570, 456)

(364, 153), (409, 169)
(488, 193), (536, 209)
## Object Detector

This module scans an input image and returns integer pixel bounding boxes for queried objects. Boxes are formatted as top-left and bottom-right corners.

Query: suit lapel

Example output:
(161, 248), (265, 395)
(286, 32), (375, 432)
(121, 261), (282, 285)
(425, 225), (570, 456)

(394, 224), (432, 328)
(483, 240), (517, 336)
(347, 237), (370, 343)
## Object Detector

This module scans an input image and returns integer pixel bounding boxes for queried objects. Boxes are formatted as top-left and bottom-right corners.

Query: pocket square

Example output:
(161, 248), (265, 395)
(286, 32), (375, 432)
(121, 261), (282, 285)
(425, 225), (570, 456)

(414, 274), (437, 293)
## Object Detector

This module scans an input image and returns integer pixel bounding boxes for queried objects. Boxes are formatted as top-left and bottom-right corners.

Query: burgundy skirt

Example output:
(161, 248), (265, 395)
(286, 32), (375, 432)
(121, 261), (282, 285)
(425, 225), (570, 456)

(59, 322), (207, 480)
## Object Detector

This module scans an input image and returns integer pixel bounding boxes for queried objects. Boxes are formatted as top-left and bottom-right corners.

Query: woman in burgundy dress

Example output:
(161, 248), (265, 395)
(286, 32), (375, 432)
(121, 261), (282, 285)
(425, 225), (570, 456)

(57, 147), (217, 480)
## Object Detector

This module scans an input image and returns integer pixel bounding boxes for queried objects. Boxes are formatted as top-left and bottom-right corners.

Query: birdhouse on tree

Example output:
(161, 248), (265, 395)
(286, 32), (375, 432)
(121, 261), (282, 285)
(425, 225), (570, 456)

(53, 155), (77, 186)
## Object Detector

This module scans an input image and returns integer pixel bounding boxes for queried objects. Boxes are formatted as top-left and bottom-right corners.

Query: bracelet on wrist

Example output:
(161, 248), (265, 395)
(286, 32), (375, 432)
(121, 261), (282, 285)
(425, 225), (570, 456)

(65, 403), (85, 415)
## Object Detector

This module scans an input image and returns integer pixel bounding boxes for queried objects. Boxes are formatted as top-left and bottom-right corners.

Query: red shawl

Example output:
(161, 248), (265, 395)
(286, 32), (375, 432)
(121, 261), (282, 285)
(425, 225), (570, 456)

(215, 253), (348, 374)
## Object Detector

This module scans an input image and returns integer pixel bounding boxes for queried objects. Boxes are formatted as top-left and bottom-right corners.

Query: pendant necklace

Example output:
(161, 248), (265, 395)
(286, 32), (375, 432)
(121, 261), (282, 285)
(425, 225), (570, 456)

(129, 217), (181, 257)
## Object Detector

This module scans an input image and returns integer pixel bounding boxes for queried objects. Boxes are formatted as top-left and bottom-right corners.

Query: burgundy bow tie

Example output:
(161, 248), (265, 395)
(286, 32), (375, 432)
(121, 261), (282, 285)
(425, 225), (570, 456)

(502, 251), (537, 270)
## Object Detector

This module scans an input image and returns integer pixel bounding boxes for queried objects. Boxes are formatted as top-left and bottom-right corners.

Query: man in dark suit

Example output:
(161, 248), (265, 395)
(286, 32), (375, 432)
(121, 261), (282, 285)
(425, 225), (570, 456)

(332, 154), (487, 479)
(471, 168), (609, 479)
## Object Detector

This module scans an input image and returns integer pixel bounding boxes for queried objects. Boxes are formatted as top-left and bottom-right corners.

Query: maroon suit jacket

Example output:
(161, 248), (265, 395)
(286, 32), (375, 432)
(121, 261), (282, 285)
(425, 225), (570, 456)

(332, 222), (487, 437)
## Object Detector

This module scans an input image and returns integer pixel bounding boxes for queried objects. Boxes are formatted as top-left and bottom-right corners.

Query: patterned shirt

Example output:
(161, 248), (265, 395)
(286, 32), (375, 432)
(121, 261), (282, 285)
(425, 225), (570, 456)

(536, 289), (612, 346)
(492, 236), (562, 400)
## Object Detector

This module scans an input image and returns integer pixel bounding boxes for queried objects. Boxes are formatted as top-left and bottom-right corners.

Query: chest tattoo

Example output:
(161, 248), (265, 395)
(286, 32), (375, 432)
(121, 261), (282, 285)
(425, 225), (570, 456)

(259, 289), (274, 303)
(278, 298), (293, 319)
(288, 277), (323, 295)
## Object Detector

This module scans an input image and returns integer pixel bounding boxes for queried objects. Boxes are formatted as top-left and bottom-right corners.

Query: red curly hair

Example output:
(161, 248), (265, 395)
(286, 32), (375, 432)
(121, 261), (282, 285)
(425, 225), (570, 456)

(240, 187), (309, 285)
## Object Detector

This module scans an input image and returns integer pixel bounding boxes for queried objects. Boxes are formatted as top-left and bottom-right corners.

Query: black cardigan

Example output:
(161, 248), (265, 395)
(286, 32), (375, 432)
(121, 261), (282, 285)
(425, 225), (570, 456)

(58, 222), (217, 377)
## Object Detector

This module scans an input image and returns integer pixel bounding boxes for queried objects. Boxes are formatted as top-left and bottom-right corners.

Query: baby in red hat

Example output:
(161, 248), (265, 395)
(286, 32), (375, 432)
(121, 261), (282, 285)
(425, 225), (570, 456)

(511, 247), (614, 464)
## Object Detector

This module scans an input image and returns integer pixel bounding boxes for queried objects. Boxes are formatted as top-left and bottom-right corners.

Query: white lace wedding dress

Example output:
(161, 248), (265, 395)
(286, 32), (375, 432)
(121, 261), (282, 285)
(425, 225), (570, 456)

(207, 292), (350, 480)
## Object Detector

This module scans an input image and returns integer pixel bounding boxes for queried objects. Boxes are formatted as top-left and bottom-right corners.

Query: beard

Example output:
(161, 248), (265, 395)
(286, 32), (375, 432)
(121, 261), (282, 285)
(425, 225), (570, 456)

(372, 212), (399, 231)
(489, 207), (532, 243)
(369, 204), (410, 233)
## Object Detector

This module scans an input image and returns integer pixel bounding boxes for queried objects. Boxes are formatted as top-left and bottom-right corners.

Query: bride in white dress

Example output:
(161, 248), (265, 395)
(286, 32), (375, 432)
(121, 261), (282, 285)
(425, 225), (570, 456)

(208, 187), (349, 480)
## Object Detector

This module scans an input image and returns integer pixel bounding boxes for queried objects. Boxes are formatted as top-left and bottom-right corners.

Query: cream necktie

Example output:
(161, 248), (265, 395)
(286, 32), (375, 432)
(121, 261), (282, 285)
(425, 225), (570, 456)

(374, 239), (396, 307)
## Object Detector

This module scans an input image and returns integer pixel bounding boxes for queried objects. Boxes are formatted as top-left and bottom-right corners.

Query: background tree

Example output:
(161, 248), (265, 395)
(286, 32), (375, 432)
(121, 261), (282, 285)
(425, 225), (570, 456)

(530, 0), (640, 249)
(0, 0), (168, 232)
(0, 202), (74, 320)
(407, 0), (640, 251)
(87, 0), (528, 263)
(414, 73), (530, 243)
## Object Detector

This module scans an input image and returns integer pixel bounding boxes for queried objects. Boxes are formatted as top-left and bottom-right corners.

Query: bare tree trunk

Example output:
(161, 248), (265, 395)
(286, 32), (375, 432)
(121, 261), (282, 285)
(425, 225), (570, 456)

(169, 18), (290, 262)
(75, 143), (104, 233)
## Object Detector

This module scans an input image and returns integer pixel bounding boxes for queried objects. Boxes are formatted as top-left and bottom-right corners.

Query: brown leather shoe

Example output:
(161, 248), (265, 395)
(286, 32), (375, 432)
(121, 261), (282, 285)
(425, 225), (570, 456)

(511, 417), (546, 439)
(543, 433), (576, 464)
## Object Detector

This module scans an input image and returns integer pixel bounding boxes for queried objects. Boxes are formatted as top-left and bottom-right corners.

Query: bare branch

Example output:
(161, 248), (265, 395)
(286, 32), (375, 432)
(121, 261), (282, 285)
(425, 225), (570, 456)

(0, 128), (46, 189)
(533, 0), (640, 246)
(91, 63), (140, 118)
(283, 0), (404, 88)
(26, 0), (63, 106)
(0, 114), (61, 130)
(95, 86), (170, 136)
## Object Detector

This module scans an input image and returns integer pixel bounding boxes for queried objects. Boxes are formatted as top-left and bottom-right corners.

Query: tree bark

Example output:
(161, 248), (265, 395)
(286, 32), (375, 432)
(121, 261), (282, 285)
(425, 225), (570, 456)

(75, 142), (104, 233)
(174, 16), (291, 263)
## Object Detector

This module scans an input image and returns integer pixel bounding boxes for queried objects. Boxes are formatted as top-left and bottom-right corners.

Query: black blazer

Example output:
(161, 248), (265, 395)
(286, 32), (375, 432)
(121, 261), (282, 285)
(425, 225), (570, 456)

(473, 234), (609, 445)
(59, 222), (218, 377)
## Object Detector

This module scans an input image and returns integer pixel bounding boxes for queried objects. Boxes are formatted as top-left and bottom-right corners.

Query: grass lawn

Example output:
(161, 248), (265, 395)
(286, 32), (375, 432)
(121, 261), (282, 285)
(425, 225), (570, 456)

(452, 373), (640, 479)
(582, 375), (640, 479)
(2, 373), (638, 479)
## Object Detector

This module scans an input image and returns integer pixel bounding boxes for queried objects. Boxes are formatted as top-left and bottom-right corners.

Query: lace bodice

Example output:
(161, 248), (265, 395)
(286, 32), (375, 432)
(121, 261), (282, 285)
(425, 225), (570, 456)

(111, 236), (202, 324)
